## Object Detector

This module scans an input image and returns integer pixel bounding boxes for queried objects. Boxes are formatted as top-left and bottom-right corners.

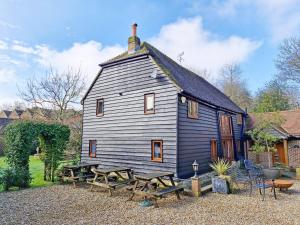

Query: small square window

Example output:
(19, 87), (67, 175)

(89, 140), (97, 158)
(151, 140), (163, 162)
(144, 93), (155, 114)
(211, 139), (218, 161)
(96, 99), (104, 116)
(188, 100), (198, 119)
(237, 114), (243, 125)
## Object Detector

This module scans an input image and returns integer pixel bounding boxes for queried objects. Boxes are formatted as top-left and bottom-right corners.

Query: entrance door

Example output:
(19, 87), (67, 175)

(222, 139), (234, 161)
(275, 142), (286, 164)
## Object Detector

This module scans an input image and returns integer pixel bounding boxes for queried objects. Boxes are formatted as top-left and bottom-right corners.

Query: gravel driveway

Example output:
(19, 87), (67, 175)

(1, 181), (300, 225)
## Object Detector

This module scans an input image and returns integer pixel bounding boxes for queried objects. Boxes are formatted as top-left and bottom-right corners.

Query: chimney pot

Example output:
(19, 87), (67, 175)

(132, 23), (137, 36)
(128, 23), (140, 54)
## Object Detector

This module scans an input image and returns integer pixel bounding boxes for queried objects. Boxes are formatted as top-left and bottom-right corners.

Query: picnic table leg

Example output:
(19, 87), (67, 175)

(104, 175), (112, 196)
(169, 176), (180, 200)
(157, 177), (168, 187)
(128, 180), (139, 201)
(90, 173), (98, 191)
(71, 170), (76, 188)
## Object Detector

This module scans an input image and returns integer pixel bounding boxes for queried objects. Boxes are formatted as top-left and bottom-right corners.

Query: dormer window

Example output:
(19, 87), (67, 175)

(96, 99), (104, 117)
(188, 100), (198, 119)
(144, 93), (155, 114)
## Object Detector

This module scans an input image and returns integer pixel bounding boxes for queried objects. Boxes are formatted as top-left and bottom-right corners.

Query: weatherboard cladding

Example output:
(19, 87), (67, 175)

(177, 99), (219, 178)
(81, 56), (179, 174)
(83, 42), (244, 114)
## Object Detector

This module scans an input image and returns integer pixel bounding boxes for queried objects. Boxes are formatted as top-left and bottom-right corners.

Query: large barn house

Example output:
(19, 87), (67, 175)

(80, 24), (246, 178)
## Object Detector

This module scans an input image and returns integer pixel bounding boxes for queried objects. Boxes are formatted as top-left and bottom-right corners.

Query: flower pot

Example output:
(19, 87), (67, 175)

(263, 168), (281, 179)
(211, 177), (230, 194)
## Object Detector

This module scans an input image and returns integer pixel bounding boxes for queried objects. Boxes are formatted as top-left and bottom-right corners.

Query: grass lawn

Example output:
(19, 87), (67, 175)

(0, 156), (53, 191)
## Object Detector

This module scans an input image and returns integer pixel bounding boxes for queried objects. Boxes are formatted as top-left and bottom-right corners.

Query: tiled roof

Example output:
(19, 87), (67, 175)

(249, 109), (300, 137)
(97, 42), (244, 113)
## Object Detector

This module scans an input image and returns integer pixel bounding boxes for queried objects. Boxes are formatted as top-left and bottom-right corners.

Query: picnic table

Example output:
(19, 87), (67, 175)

(60, 163), (99, 187)
(128, 172), (183, 207)
(87, 167), (133, 196)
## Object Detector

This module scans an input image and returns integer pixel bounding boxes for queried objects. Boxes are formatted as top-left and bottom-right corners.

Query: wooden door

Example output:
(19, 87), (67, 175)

(222, 139), (234, 161)
(276, 143), (286, 164)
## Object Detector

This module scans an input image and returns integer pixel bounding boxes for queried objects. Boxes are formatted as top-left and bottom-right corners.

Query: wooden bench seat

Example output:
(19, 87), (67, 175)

(152, 186), (184, 198)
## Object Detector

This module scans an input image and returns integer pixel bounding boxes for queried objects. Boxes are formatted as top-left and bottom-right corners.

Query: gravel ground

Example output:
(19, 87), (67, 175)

(1, 180), (300, 225)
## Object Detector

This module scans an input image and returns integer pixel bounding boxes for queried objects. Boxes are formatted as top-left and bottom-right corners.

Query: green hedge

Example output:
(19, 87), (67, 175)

(1, 121), (70, 190)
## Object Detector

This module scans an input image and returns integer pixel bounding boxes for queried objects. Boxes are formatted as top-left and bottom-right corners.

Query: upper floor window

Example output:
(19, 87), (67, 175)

(89, 140), (97, 158)
(144, 93), (155, 114)
(220, 115), (232, 137)
(151, 140), (163, 162)
(96, 99), (104, 117)
(188, 100), (198, 119)
(237, 114), (243, 125)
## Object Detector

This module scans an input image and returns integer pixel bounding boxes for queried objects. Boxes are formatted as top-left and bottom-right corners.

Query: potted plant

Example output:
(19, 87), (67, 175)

(247, 113), (282, 179)
(210, 158), (231, 194)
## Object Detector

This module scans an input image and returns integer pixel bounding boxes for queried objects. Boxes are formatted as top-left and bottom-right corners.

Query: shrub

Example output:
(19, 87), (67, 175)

(0, 168), (32, 191)
(210, 158), (231, 176)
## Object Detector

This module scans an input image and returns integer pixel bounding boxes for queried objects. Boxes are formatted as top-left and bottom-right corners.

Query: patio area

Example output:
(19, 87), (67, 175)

(0, 180), (300, 225)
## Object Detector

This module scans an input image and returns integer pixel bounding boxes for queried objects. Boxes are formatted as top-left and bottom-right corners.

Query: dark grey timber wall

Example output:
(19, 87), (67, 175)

(177, 97), (219, 178)
(81, 55), (179, 174)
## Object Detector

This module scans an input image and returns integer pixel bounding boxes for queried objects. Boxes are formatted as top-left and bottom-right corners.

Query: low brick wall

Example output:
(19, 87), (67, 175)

(288, 147), (300, 168)
(248, 151), (258, 163)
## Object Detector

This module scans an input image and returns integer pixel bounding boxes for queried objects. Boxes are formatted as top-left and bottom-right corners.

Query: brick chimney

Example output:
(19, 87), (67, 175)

(128, 23), (140, 54)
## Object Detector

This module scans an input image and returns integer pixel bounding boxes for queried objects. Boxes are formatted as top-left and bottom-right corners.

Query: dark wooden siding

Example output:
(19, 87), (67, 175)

(81, 56), (179, 174)
(177, 97), (219, 178)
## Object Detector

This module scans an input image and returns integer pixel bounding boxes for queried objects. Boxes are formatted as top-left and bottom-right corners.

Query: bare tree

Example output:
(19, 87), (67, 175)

(19, 67), (86, 122)
(276, 37), (300, 84)
(188, 67), (211, 81)
(217, 63), (252, 110)
(275, 37), (300, 104)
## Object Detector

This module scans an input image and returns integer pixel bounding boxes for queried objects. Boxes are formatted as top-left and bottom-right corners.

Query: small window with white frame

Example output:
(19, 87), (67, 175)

(144, 93), (155, 114)
(96, 99), (104, 117)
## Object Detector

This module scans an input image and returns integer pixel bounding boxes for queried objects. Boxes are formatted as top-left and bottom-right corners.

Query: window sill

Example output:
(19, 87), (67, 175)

(151, 159), (163, 163)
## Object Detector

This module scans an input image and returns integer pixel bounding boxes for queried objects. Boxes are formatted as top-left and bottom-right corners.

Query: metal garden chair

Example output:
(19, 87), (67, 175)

(244, 160), (277, 201)
(228, 161), (252, 193)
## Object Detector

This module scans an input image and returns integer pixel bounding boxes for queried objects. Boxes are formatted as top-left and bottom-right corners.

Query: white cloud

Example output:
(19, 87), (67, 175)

(0, 40), (8, 50)
(149, 17), (261, 79)
(11, 44), (36, 54)
(255, 0), (300, 42)
(189, 0), (300, 42)
(34, 41), (125, 82)
(0, 69), (18, 84)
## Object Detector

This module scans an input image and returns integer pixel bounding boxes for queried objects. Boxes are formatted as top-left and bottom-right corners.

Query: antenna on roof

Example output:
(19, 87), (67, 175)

(177, 52), (184, 63)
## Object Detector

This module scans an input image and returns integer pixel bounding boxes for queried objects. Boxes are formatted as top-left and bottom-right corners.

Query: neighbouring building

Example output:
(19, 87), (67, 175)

(248, 109), (300, 168)
(80, 24), (247, 178)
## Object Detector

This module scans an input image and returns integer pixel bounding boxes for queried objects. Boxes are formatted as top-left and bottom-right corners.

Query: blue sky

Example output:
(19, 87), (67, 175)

(1, 0), (300, 106)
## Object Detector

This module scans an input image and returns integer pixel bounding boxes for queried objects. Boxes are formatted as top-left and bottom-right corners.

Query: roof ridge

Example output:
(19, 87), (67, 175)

(143, 42), (244, 113)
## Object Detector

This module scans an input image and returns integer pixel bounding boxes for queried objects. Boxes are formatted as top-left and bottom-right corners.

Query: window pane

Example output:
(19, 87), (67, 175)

(98, 102), (103, 113)
(97, 99), (104, 116)
(92, 143), (96, 153)
(154, 142), (161, 158)
(147, 95), (154, 111)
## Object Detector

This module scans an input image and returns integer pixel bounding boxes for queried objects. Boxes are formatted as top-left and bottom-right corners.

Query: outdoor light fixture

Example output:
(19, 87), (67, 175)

(181, 96), (186, 104)
(192, 160), (199, 177)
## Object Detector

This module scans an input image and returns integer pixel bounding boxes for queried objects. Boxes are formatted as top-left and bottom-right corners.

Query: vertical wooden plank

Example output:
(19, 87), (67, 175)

(283, 139), (289, 166)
